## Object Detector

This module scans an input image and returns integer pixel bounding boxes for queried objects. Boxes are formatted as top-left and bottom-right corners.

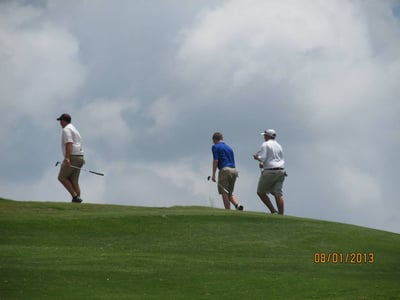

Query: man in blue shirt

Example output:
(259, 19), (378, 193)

(211, 132), (243, 210)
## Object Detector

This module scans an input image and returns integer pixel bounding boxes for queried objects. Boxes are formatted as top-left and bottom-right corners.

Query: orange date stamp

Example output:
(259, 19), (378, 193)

(313, 252), (375, 264)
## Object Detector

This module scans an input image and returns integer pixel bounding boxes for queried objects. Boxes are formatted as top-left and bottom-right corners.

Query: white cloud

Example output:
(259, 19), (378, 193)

(145, 96), (179, 134)
(175, 0), (400, 133)
(0, 2), (84, 121)
(333, 164), (382, 207)
(0, 0), (86, 174)
(176, 1), (372, 91)
(77, 97), (140, 143)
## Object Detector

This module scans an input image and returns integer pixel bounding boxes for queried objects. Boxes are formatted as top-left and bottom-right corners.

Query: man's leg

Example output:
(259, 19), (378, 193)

(272, 174), (285, 215)
(228, 194), (239, 207)
(257, 192), (278, 213)
(70, 172), (82, 198)
(71, 182), (81, 197)
(257, 173), (277, 213)
(221, 193), (231, 209)
(70, 156), (84, 198)
(274, 194), (284, 215)
(225, 169), (243, 210)
(58, 163), (80, 201)
(227, 194), (243, 210)
(58, 176), (78, 198)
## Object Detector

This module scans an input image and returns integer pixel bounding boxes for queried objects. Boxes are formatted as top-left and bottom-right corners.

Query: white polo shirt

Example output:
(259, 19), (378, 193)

(61, 124), (84, 157)
(258, 139), (285, 169)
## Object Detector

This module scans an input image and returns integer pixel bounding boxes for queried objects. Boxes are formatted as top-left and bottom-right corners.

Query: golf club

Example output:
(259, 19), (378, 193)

(55, 161), (105, 176)
(207, 176), (230, 194)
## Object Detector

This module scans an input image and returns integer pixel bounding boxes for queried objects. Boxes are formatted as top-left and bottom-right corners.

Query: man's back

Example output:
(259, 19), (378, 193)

(263, 139), (284, 169)
(212, 142), (235, 169)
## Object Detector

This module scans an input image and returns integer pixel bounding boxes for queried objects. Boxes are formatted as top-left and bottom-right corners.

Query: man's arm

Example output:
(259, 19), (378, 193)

(255, 144), (266, 162)
(64, 142), (72, 166)
(253, 153), (262, 161)
(211, 160), (218, 182)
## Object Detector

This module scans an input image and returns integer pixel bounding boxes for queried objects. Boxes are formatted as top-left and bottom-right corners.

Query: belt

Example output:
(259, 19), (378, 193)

(264, 167), (284, 170)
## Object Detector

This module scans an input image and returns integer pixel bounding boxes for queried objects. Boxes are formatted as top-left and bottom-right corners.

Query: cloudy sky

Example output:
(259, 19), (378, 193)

(1, 0), (399, 233)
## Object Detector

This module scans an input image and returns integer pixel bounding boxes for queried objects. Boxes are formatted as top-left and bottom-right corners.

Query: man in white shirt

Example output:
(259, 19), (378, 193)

(57, 113), (85, 203)
(253, 129), (286, 214)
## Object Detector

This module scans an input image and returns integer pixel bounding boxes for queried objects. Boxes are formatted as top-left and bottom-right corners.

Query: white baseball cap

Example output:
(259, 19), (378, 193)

(261, 129), (276, 137)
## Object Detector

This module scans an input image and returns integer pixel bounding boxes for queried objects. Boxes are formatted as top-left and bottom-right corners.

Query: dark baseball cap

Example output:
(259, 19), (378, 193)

(57, 113), (71, 122)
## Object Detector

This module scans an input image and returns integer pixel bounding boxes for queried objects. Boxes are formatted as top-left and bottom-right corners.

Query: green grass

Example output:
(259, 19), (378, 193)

(0, 197), (399, 299)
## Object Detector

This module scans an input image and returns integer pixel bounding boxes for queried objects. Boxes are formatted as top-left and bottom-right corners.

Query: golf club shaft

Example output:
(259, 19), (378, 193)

(218, 183), (230, 194)
(56, 161), (104, 176)
(207, 176), (230, 194)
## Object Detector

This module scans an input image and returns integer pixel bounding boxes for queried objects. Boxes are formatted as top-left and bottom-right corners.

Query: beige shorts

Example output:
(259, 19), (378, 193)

(257, 169), (285, 196)
(58, 155), (85, 184)
(218, 167), (238, 194)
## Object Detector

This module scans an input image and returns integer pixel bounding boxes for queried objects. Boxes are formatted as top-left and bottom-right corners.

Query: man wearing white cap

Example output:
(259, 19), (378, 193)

(253, 129), (286, 214)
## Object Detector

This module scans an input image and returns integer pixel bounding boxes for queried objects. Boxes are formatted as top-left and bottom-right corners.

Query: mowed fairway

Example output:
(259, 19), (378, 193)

(1, 198), (399, 299)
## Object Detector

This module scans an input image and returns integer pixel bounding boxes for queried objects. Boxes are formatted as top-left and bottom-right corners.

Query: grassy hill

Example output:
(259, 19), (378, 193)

(0, 198), (399, 299)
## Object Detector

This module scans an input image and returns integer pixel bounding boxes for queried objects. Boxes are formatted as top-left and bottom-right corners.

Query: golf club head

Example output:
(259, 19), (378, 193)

(207, 176), (211, 181)
(55, 161), (61, 167)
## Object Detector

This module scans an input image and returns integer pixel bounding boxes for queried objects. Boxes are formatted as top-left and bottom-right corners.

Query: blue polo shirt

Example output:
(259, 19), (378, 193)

(212, 142), (236, 169)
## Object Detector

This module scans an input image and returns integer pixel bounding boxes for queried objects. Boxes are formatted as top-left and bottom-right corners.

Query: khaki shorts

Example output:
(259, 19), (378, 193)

(58, 155), (85, 184)
(257, 169), (285, 196)
(218, 167), (238, 194)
